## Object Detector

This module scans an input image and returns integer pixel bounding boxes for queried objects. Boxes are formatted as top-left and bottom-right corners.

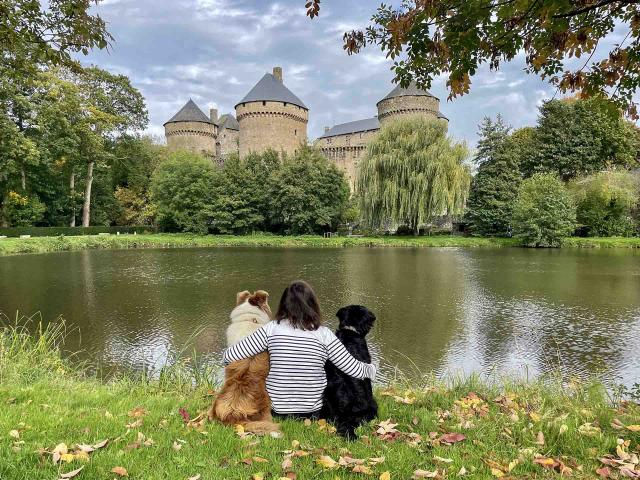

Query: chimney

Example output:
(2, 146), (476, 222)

(324, 126), (330, 134)
(273, 66), (283, 83)
(210, 108), (218, 123)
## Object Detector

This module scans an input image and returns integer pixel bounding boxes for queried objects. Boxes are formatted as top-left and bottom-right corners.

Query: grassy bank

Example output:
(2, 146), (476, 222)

(1, 324), (639, 479)
(0, 234), (518, 256)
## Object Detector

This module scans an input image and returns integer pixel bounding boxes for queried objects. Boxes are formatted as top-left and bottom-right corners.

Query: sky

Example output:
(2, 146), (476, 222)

(80, 0), (629, 148)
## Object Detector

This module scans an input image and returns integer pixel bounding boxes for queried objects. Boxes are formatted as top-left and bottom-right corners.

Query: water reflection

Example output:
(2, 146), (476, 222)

(0, 247), (638, 387)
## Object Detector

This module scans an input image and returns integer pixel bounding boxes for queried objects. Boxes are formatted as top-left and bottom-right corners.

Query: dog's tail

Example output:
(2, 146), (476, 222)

(242, 420), (281, 435)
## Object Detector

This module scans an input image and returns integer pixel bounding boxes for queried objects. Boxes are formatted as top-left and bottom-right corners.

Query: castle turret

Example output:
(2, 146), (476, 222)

(376, 82), (448, 126)
(235, 67), (308, 158)
(164, 99), (218, 158)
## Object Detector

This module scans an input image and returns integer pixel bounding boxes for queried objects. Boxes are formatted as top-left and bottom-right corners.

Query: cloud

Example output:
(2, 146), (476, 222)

(82, 0), (635, 147)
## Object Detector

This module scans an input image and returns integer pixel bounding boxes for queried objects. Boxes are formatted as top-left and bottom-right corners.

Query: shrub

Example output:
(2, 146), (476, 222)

(512, 173), (576, 247)
(150, 151), (218, 234)
(4, 191), (46, 226)
(569, 170), (639, 237)
(268, 147), (350, 234)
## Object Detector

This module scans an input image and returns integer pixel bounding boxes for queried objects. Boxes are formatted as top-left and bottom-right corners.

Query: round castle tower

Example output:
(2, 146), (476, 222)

(164, 99), (218, 158)
(235, 67), (308, 158)
(376, 82), (448, 126)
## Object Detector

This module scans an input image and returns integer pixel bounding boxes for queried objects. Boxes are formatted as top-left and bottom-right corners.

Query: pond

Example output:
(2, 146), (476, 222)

(1, 247), (639, 388)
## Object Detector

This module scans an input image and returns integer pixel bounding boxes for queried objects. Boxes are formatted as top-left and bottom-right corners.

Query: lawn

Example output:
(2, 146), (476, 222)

(1, 323), (639, 479)
(0, 234), (518, 256)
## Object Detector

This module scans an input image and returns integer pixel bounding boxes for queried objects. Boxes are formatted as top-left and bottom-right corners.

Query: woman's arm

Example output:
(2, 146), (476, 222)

(222, 327), (268, 364)
(325, 334), (376, 380)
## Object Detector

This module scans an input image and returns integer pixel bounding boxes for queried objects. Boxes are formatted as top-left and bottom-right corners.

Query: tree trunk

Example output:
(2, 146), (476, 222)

(20, 167), (26, 191)
(69, 172), (76, 227)
(82, 161), (94, 227)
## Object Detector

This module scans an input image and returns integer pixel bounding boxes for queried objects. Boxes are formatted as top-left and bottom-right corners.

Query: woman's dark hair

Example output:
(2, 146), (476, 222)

(275, 280), (322, 331)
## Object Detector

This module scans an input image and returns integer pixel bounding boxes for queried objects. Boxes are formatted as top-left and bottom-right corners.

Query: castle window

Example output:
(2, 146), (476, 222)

(262, 101), (266, 106)
(294, 129), (297, 136)
(284, 102), (287, 107)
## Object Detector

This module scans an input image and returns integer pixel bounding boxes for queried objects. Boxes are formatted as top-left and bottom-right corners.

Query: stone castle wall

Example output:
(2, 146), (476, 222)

(236, 101), (308, 158)
(218, 129), (239, 158)
(377, 95), (440, 125)
(165, 121), (217, 158)
(315, 129), (378, 189)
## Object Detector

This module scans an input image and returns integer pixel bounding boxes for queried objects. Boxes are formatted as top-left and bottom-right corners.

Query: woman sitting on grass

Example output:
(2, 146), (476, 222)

(222, 280), (376, 419)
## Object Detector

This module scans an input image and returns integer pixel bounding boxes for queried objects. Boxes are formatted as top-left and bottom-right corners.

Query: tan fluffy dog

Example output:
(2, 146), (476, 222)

(208, 290), (279, 434)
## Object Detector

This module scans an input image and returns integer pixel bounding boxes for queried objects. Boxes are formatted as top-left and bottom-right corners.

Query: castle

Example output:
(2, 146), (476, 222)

(164, 66), (448, 185)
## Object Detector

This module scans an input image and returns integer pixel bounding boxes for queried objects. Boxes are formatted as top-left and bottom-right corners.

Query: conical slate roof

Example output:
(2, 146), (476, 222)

(236, 73), (307, 109)
(377, 81), (437, 105)
(218, 113), (239, 131)
(164, 99), (212, 125)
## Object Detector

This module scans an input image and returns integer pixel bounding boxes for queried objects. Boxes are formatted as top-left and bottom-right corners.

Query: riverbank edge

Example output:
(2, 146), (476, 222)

(1, 323), (639, 480)
(1, 233), (639, 256)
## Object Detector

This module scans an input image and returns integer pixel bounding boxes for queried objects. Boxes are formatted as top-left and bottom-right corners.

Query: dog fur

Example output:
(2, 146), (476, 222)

(321, 305), (378, 439)
(208, 290), (280, 434)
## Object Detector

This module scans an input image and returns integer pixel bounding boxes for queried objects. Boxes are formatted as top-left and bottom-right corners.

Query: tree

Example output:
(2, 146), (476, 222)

(0, 113), (39, 225)
(210, 151), (281, 234)
(521, 98), (640, 180)
(307, 1), (640, 117)
(569, 170), (639, 236)
(512, 173), (577, 247)
(357, 117), (470, 234)
(465, 116), (521, 236)
(269, 147), (350, 235)
(0, 0), (111, 80)
(66, 67), (148, 227)
(150, 151), (218, 234)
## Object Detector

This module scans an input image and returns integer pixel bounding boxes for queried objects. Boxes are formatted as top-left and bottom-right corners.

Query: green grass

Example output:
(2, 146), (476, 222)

(1, 233), (639, 257)
(0, 234), (518, 256)
(1, 322), (639, 480)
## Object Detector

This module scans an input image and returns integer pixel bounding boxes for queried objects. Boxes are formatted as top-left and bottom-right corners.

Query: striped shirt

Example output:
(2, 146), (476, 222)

(222, 319), (376, 414)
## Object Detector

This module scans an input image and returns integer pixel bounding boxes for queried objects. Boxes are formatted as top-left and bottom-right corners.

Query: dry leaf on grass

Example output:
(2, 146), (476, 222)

(111, 466), (128, 477)
(380, 472), (391, 480)
(352, 464), (373, 474)
(413, 469), (439, 478)
(316, 455), (338, 469)
(187, 475), (201, 480)
(59, 466), (84, 479)
(127, 406), (146, 418)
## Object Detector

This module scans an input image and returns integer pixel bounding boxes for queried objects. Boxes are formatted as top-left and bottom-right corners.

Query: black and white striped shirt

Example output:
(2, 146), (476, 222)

(222, 319), (376, 414)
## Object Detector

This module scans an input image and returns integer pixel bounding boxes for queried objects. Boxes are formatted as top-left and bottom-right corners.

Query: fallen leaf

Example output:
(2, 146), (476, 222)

(128, 406), (146, 418)
(125, 419), (142, 429)
(490, 467), (505, 477)
(535, 431), (545, 446)
(52, 443), (68, 465)
(282, 457), (293, 470)
(252, 456), (269, 463)
(59, 466), (84, 479)
(352, 464), (373, 474)
(111, 466), (128, 477)
(433, 456), (453, 463)
(9, 430), (19, 439)
(457, 466), (467, 476)
(413, 469), (438, 478)
(380, 472), (391, 480)
(316, 455), (338, 469)
(252, 474), (264, 480)
(303, 419), (312, 427)
(439, 432), (466, 444)
(172, 441), (182, 451)
(178, 407), (190, 424)
(626, 425), (640, 432)
(369, 457), (385, 465)
(187, 475), (201, 480)
(578, 422), (601, 437)
(596, 466), (612, 478)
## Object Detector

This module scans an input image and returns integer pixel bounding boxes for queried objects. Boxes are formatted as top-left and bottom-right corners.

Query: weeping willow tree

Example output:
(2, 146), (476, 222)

(357, 117), (471, 234)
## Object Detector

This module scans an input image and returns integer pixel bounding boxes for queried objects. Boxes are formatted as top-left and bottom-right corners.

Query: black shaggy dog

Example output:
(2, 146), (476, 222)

(321, 305), (378, 439)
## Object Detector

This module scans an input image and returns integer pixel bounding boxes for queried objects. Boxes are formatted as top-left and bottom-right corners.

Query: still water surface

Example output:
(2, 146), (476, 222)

(1, 247), (639, 387)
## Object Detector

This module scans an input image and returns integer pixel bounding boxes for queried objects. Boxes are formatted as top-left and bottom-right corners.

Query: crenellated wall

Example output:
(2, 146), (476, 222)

(377, 95), (441, 125)
(164, 121), (217, 158)
(236, 101), (308, 158)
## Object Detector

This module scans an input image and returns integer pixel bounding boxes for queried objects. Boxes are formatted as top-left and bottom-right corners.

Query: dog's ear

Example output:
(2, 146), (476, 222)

(236, 290), (251, 306)
(336, 306), (349, 325)
(360, 309), (376, 335)
(249, 290), (272, 318)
